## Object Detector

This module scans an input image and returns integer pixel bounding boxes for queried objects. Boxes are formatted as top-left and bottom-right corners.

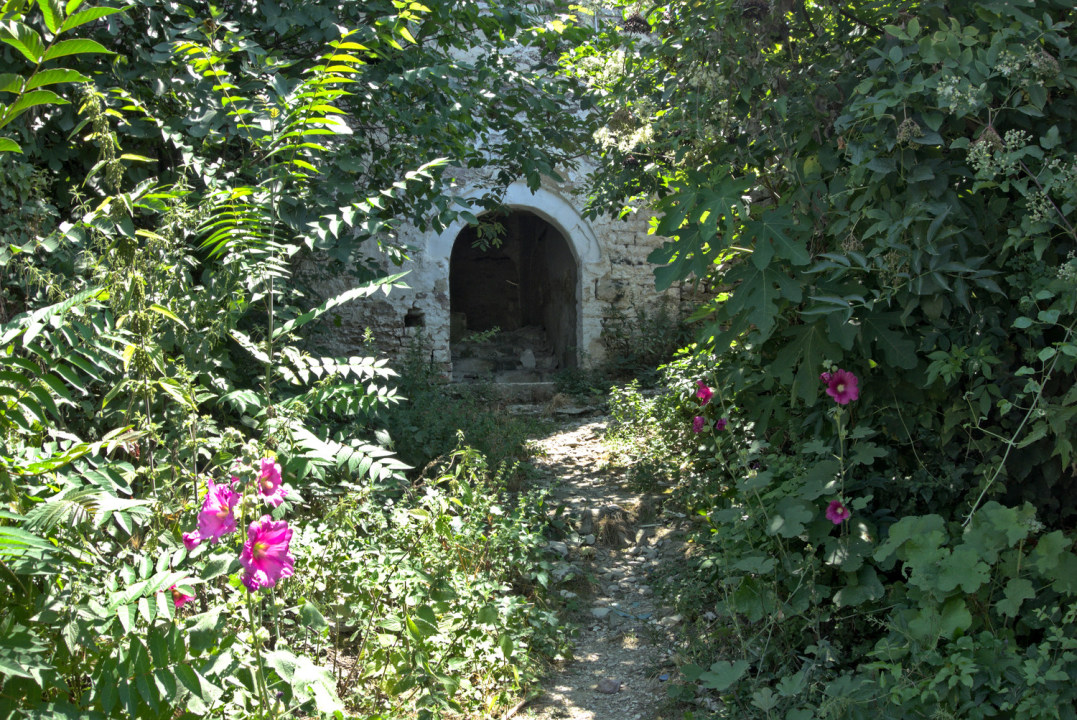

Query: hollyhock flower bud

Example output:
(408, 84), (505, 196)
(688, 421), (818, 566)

(240, 515), (295, 592)
(692, 416), (706, 433)
(715, 417), (728, 431)
(182, 531), (201, 551)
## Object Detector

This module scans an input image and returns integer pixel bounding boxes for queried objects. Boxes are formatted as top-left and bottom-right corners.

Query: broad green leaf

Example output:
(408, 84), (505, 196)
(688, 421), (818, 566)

(299, 601), (329, 632)
(874, 514), (947, 565)
(147, 303), (188, 329)
(41, 37), (112, 62)
(772, 322), (842, 404)
(861, 312), (917, 369)
(36, 0), (64, 33)
(768, 496), (814, 538)
(24, 67), (90, 90)
(745, 208), (810, 266)
(59, 6), (124, 33)
(0, 137), (21, 153)
(698, 659), (749, 692)
(0, 22), (45, 63)
(833, 565), (885, 606)
(0, 73), (23, 92)
(996, 577), (1035, 617)
(0, 89), (70, 130)
(934, 544), (990, 594)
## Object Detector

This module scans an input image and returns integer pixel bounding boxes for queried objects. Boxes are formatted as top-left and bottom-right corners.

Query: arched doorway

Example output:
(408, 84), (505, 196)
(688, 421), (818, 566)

(449, 211), (578, 381)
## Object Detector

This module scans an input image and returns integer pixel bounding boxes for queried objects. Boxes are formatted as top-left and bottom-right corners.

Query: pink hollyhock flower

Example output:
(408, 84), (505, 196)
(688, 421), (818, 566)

(170, 585), (194, 609)
(240, 515), (295, 592)
(257, 457), (287, 507)
(715, 417), (728, 431)
(825, 500), (851, 524)
(820, 372), (832, 383)
(184, 477), (241, 550)
(692, 416), (706, 433)
(696, 380), (713, 405)
(824, 369), (859, 405)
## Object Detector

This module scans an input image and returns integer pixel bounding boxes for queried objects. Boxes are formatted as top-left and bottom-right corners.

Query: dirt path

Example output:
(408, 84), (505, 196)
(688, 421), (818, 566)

(511, 408), (691, 720)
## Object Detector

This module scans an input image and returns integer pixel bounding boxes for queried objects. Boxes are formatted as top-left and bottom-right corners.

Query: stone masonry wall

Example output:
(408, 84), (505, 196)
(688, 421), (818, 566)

(300, 165), (683, 374)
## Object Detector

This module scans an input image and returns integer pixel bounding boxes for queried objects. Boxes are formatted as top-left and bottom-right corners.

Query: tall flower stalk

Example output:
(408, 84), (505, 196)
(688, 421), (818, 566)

(821, 369), (859, 527)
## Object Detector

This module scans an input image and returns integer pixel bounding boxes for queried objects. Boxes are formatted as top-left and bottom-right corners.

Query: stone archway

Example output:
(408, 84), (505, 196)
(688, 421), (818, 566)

(427, 181), (611, 376)
(449, 211), (578, 380)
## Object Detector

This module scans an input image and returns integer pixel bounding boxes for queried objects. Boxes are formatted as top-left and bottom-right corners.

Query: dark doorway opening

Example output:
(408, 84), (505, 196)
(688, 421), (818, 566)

(449, 211), (578, 381)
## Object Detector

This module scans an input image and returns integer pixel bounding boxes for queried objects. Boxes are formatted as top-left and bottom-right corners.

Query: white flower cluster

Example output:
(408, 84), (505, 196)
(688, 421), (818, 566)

(593, 121), (654, 153)
(967, 129), (1030, 178)
(1058, 252), (1077, 284)
(569, 49), (626, 89)
(936, 74), (988, 115)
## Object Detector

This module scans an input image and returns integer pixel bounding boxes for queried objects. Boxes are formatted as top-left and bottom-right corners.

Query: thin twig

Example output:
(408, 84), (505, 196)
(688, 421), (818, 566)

(828, 1), (884, 35)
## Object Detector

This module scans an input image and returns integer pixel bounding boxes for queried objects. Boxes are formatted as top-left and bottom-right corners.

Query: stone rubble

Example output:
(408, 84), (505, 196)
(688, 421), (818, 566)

(515, 411), (693, 720)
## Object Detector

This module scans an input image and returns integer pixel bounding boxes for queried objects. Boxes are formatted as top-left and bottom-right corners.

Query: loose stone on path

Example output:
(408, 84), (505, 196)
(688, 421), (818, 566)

(513, 410), (690, 720)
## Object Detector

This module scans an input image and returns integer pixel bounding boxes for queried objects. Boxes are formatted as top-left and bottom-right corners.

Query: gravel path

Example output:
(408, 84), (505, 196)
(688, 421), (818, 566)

(512, 409), (691, 720)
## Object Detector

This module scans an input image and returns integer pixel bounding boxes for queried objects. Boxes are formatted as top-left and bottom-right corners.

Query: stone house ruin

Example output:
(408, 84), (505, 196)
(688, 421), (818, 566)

(307, 8), (683, 385)
(310, 171), (685, 386)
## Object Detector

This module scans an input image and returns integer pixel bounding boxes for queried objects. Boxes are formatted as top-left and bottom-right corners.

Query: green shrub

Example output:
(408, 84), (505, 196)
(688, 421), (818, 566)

(378, 335), (553, 476)
(286, 442), (566, 718)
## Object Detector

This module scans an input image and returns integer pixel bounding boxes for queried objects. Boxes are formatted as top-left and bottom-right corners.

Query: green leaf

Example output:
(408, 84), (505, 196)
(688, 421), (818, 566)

(722, 263), (786, 341)
(59, 6), (124, 33)
(0, 73), (22, 92)
(24, 67), (90, 90)
(36, 0), (64, 33)
(874, 514), (947, 565)
(773, 322), (842, 405)
(272, 273), (408, 340)
(299, 601), (329, 632)
(0, 22), (45, 63)
(41, 37), (113, 62)
(996, 577), (1035, 617)
(698, 659), (749, 692)
(767, 496), (814, 538)
(833, 565), (884, 607)
(498, 633), (513, 659)
(0, 137), (22, 153)
(861, 312), (917, 369)
(0, 89), (70, 130)
(745, 207), (810, 266)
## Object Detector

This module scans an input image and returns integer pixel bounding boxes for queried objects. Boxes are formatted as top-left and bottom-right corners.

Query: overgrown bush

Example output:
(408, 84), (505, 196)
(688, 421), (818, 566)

(582, 2), (1077, 715)
(610, 365), (1077, 719)
(285, 442), (566, 719)
(379, 335), (552, 476)
(0, 1), (589, 717)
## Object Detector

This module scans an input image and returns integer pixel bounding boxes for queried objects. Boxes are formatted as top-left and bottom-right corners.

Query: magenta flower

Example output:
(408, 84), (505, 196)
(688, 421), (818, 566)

(692, 416), (706, 433)
(715, 417), (728, 431)
(825, 500), (851, 524)
(257, 457), (287, 507)
(695, 380), (713, 405)
(169, 585), (194, 609)
(183, 477), (241, 549)
(824, 369), (859, 405)
(240, 515), (295, 592)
